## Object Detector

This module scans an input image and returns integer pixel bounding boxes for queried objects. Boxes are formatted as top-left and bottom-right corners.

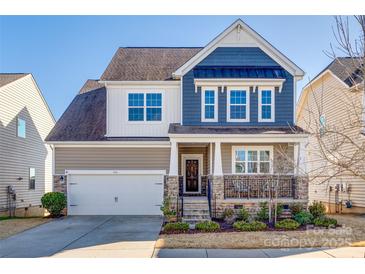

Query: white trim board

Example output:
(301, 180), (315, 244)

(173, 19), (304, 78)
(65, 169), (167, 175)
(48, 141), (171, 148)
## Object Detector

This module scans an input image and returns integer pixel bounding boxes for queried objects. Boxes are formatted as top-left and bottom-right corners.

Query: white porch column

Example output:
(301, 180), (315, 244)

(213, 141), (223, 176)
(294, 141), (307, 175)
(169, 140), (178, 176)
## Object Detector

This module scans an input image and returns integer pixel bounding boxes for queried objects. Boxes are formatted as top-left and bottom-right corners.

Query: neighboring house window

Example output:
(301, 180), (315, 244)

(227, 87), (249, 122)
(258, 88), (275, 122)
(17, 118), (26, 138)
(201, 87), (218, 122)
(29, 168), (35, 190)
(128, 93), (162, 122)
(232, 146), (273, 174)
(319, 114), (326, 137)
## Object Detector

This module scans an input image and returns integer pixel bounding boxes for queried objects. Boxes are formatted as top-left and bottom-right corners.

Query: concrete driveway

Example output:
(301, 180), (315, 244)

(0, 215), (162, 258)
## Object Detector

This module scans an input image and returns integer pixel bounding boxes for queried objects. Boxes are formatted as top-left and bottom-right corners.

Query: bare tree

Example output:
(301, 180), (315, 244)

(299, 16), (365, 194)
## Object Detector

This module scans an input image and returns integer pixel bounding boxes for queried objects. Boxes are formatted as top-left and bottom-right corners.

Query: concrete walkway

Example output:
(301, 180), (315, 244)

(153, 247), (365, 258)
(0, 216), (162, 258)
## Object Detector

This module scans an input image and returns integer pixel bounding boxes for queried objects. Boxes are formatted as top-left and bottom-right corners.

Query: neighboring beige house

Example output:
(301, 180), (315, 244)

(297, 58), (365, 214)
(0, 73), (55, 216)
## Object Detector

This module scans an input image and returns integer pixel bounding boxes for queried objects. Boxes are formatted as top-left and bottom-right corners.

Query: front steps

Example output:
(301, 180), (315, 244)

(182, 197), (211, 227)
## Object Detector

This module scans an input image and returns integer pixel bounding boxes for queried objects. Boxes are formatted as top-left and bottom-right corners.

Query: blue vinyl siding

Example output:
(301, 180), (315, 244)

(182, 47), (294, 126)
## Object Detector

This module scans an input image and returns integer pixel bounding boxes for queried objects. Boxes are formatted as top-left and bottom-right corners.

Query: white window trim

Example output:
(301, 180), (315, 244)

(231, 145), (274, 175)
(126, 91), (164, 124)
(201, 86), (218, 122)
(227, 86), (250, 122)
(258, 87), (275, 122)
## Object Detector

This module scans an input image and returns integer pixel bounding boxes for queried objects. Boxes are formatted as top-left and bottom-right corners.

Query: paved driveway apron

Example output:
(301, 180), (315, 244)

(0, 216), (162, 258)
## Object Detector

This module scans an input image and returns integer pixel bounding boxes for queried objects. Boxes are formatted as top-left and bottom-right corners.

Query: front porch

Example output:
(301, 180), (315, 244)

(165, 136), (309, 219)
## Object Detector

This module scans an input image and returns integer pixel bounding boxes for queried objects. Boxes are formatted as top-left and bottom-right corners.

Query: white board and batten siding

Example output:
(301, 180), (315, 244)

(0, 75), (55, 211)
(106, 84), (181, 137)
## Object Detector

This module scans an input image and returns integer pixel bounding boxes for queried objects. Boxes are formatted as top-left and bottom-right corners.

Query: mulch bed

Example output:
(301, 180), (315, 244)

(157, 215), (364, 249)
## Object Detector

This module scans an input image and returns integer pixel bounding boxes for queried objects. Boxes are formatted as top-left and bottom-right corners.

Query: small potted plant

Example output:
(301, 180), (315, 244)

(160, 197), (177, 222)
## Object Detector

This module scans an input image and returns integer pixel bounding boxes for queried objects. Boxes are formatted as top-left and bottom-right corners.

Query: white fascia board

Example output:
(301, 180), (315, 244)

(173, 19), (304, 78)
(98, 80), (180, 88)
(169, 134), (308, 143)
(47, 141), (171, 148)
(65, 169), (167, 175)
(297, 69), (350, 120)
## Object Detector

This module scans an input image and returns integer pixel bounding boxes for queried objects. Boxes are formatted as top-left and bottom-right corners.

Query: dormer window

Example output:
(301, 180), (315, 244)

(227, 87), (249, 122)
(201, 87), (218, 122)
(258, 87), (275, 122)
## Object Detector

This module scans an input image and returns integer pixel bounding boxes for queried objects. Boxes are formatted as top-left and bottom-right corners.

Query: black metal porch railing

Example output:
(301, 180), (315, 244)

(224, 175), (297, 199)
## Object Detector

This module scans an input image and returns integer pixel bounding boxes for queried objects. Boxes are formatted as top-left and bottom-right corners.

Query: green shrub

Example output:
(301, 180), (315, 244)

(41, 192), (66, 217)
(309, 201), (326, 218)
(275, 219), (300, 230)
(222, 208), (234, 218)
(294, 211), (314, 225)
(160, 198), (176, 217)
(163, 222), (189, 233)
(275, 203), (284, 218)
(233, 221), (267, 231)
(313, 216), (338, 228)
(237, 207), (250, 222)
(195, 221), (220, 232)
(256, 202), (269, 221)
(290, 203), (303, 215)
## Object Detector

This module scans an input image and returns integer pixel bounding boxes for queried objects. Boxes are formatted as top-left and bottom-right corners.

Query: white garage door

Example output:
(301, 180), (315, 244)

(66, 170), (164, 215)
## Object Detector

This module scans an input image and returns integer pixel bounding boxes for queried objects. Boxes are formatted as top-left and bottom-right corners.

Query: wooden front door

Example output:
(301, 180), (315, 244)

(185, 159), (199, 192)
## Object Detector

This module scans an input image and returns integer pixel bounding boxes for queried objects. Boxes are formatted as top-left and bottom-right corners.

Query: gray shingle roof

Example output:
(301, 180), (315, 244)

(168, 123), (307, 135)
(327, 57), (363, 87)
(46, 81), (107, 141)
(79, 79), (105, 94)
(0, 73), (29, 88)
(100, 47), (202, 81)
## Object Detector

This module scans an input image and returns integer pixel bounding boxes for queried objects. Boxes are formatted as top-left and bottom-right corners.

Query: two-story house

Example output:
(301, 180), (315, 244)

(297, 58), (365, 214)
(0, 73), (55, 216)
(46, 19), (308, 219)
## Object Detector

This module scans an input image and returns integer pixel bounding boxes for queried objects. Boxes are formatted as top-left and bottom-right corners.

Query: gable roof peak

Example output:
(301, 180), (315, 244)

(173, 18), (304, 78)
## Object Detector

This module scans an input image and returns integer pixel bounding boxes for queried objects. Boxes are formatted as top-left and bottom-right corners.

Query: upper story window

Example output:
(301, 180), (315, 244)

(227, 87), (249, 122)
(201, 87), (218, 122)
(17, 117), (26, 138)
(232, 146), (273, 174)
(128, 92), (162, 122)
(258, 87), (275, 122)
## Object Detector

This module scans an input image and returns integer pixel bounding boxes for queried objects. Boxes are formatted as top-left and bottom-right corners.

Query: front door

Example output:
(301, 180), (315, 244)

(185, 159), (199, 192)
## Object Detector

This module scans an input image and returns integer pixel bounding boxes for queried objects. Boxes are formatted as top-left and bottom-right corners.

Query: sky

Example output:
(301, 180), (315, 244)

(0, 16), (360, 120)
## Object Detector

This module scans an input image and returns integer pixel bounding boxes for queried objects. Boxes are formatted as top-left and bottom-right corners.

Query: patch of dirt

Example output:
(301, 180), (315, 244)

(0, 217), (51, 240)
(330, 214), (365, 247)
